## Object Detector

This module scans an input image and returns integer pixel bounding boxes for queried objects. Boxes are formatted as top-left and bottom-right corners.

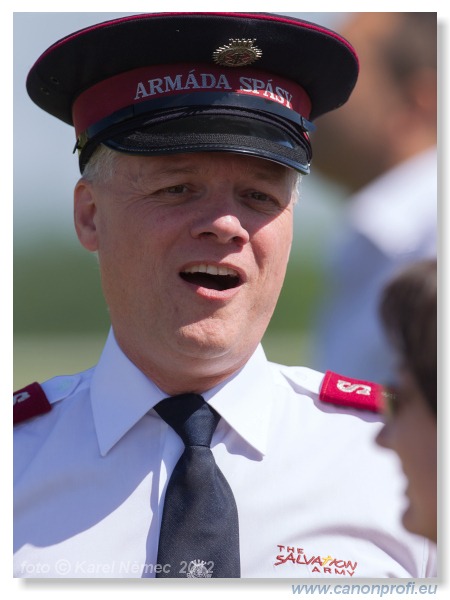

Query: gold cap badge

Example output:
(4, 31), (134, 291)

(213, 39), (263, 67)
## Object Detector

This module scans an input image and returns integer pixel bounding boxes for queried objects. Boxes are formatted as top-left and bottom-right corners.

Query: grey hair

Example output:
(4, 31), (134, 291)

(81, 144), (121, 183)
(292, 172), (302, 205)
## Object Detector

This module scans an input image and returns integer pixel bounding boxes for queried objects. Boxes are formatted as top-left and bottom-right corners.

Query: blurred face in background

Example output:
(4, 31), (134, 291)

(311, 13), (403, 190)
(376, 370), (437, 542)
(311, 12), (437, 193)
(375, 259), (437, 543)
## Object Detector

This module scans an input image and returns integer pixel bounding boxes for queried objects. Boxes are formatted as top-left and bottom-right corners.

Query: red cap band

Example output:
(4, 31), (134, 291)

(72, 63), (312, 137)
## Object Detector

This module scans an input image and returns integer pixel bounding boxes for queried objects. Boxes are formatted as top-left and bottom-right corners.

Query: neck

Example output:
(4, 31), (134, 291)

(114, 333), (255, 395)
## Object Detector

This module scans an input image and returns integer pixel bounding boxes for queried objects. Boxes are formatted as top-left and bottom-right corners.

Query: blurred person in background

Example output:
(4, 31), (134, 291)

(311, 12), (437, 383)
(376, 259), (437, 543)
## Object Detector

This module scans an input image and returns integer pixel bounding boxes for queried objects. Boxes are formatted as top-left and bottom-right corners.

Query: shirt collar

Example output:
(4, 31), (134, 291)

(91, 329), (274, 457)
(204, 344), (274, 457)
(91, 329), (167, 456)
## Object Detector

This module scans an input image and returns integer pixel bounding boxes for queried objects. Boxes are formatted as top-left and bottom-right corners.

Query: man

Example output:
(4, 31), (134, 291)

(311, 12), (437, 383)
(14, 12), (436, 579)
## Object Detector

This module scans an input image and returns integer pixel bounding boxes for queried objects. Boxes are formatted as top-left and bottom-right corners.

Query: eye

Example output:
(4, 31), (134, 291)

(248, 191), (272, 202)
(163, 184), (189, 194)
(243, 189), (285, 213)
(149, 183), (192, 202)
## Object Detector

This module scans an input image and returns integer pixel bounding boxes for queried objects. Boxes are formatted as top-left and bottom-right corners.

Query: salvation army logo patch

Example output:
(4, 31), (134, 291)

(274, 545), (358, 576)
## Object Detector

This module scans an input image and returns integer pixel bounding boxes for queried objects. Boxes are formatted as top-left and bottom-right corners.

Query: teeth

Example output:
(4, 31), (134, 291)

(183, 264), (239, 277)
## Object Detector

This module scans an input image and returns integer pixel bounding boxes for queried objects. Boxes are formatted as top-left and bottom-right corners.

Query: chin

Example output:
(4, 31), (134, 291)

(175, 323), (238, 358)
(402, 503), (437, 543)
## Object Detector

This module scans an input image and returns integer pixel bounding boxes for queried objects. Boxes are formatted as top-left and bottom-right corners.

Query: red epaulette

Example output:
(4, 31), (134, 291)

(319, 371), (385, 413)
(13, 382), (52, 425)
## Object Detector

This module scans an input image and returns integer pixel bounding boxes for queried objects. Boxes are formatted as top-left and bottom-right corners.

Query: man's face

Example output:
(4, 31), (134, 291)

(74, 151), (297, 393)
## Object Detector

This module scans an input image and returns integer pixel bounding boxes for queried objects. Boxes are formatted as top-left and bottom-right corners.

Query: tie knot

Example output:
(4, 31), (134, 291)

(154, 393), (221, 447)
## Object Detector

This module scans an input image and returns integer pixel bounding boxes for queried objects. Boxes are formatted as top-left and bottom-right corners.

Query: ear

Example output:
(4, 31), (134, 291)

(408, 68), (437, 126)
(74, 179), (99, 252)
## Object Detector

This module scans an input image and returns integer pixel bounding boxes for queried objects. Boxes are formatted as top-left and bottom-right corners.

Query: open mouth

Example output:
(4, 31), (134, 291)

(180, 264), (241, 291)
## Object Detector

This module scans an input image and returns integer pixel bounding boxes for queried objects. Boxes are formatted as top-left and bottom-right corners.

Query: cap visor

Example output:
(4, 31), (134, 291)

(81, 111), (311, 173)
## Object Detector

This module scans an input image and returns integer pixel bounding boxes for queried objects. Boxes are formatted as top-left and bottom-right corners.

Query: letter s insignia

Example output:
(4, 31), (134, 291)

(336, 380), (372, 396)
(13, 382), (52, 424)
(13, 390), (31, 405)
(319, 371), (384, 413)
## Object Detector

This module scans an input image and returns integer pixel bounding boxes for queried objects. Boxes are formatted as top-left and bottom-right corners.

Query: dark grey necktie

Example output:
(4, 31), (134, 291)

(154, 393), (240, 578)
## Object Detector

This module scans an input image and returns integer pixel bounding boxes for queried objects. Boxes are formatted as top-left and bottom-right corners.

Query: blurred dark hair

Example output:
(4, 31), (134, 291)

(380, 259), (437, 415)
(382, 13), (437, 84)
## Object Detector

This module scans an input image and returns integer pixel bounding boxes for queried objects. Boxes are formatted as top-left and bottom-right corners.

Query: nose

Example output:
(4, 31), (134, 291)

(190, 195), (250, 245)
(375, 423), (390, 450)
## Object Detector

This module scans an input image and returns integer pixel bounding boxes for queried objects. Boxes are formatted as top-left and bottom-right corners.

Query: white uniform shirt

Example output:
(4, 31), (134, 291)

(14, 329), (436, 578)
(314, 147), (437, 383)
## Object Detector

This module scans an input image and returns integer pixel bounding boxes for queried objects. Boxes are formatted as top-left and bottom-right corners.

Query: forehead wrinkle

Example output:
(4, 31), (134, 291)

(112, 160), (196, 192)
(116, 153), (296, 191)
(247, 164), (294, 185)
(129, 159), (203, 187)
